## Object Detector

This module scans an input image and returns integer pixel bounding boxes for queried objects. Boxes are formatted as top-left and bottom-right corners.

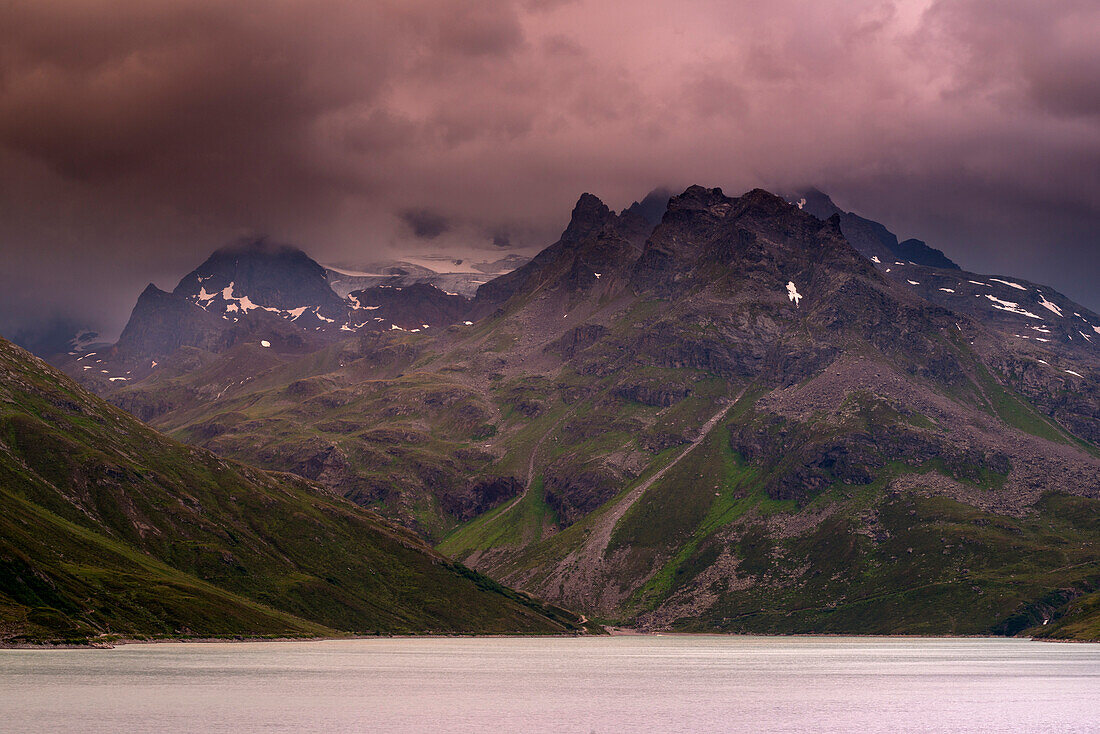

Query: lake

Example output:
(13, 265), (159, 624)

(1, 636), (1097, 733)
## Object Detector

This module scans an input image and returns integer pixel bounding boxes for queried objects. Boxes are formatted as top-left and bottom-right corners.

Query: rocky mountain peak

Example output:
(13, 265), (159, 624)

(628, 184), (873, 298)
(733, 188), (805, 220)
(211, 236), (309, 258)
(666, 184), (729, 213)
(138, 282), (169, 300)
(561, 193), (614, 245)
(173, 237), (344, 314)
(117, 282), (227, 361)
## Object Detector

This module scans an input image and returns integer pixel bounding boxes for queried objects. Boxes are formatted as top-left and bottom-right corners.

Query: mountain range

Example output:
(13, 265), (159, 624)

(18, 184), (1100, 641)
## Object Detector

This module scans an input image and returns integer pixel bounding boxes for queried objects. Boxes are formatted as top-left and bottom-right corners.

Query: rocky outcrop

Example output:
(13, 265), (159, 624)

(729, 413), (1013, 503)
(613, 381), (691, 407)
(473, 191), (653, 311)
(543, 464), (622, 527)
(439, 476), (523, 521)
(551, 324), (608, 359)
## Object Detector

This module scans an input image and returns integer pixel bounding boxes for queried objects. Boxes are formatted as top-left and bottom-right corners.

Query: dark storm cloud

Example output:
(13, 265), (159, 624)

(923, 0), (1100, 118)
(1, 0), (1098, 341)
(402, 209), (451, 239)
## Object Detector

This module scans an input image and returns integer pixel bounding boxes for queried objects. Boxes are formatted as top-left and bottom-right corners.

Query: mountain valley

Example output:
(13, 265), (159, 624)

(24, 184), (1100, 642)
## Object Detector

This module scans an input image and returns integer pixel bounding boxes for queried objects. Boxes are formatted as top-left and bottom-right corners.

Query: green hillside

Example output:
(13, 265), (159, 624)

(0, 337), (584, 643)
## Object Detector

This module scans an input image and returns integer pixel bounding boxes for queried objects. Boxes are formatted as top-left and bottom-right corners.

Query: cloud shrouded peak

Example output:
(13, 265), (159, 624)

(0, 0), (1098, 341)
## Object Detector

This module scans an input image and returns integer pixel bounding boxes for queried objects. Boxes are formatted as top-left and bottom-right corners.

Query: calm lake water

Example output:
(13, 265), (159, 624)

(1, 636), (1097, 733)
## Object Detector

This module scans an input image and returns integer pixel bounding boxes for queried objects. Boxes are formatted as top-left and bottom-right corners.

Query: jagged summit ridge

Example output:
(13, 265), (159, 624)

(560, 193), (613, 245)
(629, 185), (869, 297)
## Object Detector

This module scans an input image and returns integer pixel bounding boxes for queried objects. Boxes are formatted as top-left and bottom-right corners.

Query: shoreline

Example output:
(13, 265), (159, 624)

(3, 629), (1092, 649)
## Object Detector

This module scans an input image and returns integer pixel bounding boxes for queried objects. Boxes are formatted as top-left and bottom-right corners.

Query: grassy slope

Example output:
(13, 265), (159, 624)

(624, 435), (1100, 637)
(439, 362), (1100, 639)
(0, 337), (582, 643)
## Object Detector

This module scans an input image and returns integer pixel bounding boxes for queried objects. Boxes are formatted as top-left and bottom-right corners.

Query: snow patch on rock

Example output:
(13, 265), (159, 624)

(984, 294), (1042, 319)
(786, 281), (802, 306)
(1037, 293), (1063, 317)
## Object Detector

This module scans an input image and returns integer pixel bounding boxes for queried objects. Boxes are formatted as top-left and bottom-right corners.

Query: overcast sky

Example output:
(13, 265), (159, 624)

(1, 0), (1098, 340)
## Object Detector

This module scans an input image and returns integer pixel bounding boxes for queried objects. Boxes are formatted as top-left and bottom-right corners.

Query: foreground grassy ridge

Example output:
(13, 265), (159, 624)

(0, 470), (333, 643)
(0, 338), (583, 643)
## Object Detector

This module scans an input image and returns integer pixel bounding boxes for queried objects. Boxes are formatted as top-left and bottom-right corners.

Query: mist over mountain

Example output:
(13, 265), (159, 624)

(2, 0), (1100, 346)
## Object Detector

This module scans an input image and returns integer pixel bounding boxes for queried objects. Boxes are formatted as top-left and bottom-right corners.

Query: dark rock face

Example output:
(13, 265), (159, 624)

(174, 238), (347, 315)
(793, 188), (960, 269)
(613, 381), (691, 407)
(552, 324), (608, 359)
(543, 464), (621, 527)
(347, 283), (470, 331)
(729, 415), (1013, 504)
(636, 331), (770, 380)
(438, 476), (523, 521)
(992, 355), (1100, 445)
(116, 284), (232, 360)
(110, 388), (182, 423)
